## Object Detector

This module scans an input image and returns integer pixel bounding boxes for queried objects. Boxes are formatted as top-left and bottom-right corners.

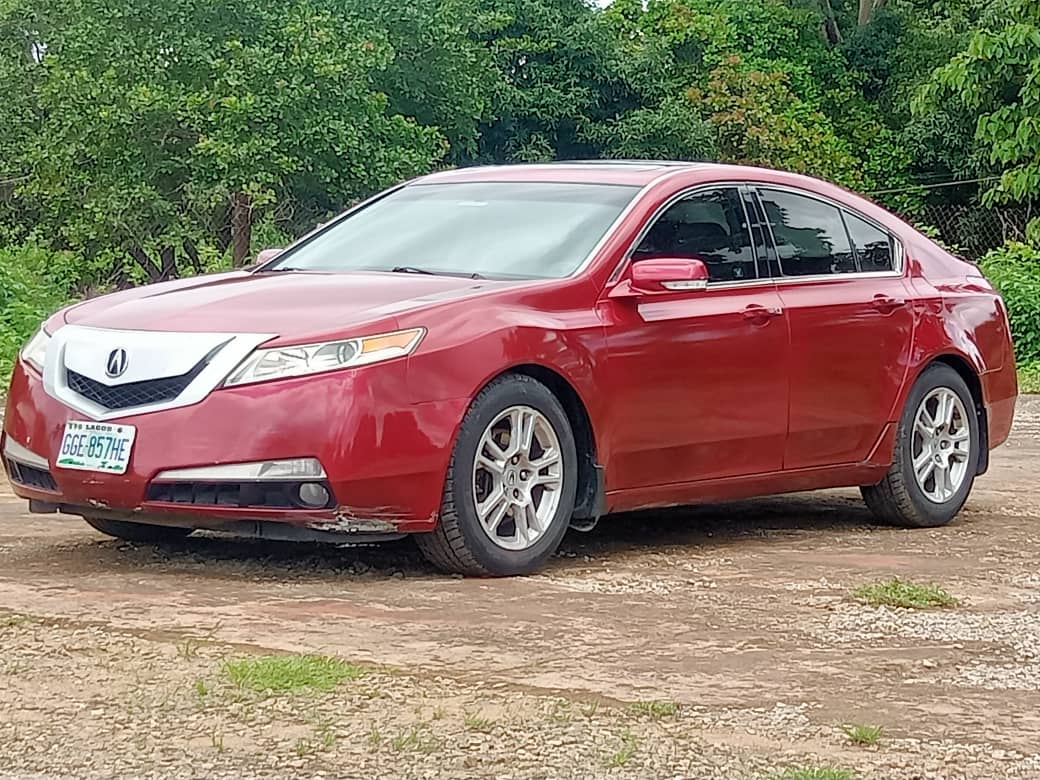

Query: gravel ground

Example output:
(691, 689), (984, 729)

(1, 396), (1038, 779)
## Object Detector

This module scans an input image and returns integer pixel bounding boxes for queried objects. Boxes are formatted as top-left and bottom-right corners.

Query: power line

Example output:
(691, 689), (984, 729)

(870, 176), (1003, 196)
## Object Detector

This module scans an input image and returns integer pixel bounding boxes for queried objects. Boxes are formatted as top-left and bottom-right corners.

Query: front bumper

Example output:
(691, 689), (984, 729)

(3, 359), (469, 535)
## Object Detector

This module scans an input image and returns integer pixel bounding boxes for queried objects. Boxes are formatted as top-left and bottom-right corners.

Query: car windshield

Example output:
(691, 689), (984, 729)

(268, 181), (639, 279)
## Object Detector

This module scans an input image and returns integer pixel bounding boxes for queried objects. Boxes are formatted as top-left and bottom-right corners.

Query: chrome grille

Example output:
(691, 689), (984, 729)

(66, 357), (210, 411)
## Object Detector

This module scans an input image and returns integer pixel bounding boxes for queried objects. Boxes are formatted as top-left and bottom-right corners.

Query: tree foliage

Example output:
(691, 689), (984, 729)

(920, 0), (1040, 214)
(0, 0), (1029, 289)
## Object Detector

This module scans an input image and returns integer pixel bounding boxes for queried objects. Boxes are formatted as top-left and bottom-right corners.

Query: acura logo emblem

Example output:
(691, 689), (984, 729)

(105, 348), (128, 379)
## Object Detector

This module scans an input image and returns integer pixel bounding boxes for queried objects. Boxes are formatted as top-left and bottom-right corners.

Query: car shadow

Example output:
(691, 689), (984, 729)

(17, 490), (877, 582)
(560, 490), (874, 558)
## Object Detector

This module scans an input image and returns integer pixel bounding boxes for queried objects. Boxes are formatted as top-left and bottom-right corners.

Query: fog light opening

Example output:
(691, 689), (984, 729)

(296, 482), (331, 509)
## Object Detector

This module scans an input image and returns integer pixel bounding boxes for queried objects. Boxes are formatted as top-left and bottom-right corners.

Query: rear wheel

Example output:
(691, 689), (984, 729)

(861, 363), (980, 528)
(84, 516), (193, 543)
(416, 374), (577, 576)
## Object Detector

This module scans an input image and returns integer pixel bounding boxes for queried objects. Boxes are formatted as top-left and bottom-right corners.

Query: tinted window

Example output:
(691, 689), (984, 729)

(634, 188), (757, 282)
(845, 211), (895, 272)
(270, 182), (638, 279)
(759, 189), (856, 276)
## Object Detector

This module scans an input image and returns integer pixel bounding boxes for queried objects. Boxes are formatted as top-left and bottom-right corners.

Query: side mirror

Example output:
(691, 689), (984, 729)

(614, 258), (709, 298)
(255, 248), (284, 266)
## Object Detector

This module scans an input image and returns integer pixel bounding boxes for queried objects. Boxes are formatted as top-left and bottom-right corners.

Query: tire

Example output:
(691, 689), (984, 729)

(83, 516), (193, 543)
(416, 374), (578, 576)
(861, 363), (980, 528)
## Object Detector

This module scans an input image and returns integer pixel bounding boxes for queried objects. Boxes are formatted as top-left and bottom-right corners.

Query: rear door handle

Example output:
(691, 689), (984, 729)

(743, 304), (783, 321)
(872, 294), (906, 313)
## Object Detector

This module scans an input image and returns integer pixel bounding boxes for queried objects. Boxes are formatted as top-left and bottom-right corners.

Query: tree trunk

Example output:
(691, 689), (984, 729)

(159, 245), (176, 280)
(820, 0), (842, 44)
(859, 0), (886, 26)
(231, 191), (252, 267)
(128, 246), (162, 282)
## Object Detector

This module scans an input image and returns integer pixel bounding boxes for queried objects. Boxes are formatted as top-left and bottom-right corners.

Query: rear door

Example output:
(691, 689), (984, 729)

(754, 186), (914, 469)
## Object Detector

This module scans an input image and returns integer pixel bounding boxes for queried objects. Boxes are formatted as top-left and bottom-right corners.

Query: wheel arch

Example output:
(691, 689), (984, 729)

(483, 363), (604, 523)
(915, 353), (990, 475)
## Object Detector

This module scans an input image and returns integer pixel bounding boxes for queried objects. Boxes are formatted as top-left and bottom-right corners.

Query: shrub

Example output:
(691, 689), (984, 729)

(979, 241), (1040, 364)
(0, 243), (76, 381)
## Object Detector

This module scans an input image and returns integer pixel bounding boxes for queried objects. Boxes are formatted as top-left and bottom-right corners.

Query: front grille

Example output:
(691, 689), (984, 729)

(5, 458), (58, 491)
(66, 358), (210, 411)
(146, 480), (335, 510)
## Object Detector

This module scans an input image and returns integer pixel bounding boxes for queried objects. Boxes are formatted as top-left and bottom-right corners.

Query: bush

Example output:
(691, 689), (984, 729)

(979, 241), (1040, 364)
(0, 243), (76, 381)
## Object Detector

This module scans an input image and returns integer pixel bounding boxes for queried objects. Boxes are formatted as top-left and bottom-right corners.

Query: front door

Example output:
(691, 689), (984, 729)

(601, 186), (790, 491)
(755, 187), (915, 469)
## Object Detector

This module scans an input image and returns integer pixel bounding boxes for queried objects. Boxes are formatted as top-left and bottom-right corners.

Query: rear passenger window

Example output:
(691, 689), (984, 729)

(759, 189), (856, 276)
(844, 211), (895, 272)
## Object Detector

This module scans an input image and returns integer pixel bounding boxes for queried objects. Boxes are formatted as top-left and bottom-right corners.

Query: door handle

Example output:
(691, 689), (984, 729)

(872, 294), (906, 313)
(742, 304), (783, 321)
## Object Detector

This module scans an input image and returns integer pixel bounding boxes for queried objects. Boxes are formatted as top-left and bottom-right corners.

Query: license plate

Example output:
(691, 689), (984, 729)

(56, 421), (137, 475)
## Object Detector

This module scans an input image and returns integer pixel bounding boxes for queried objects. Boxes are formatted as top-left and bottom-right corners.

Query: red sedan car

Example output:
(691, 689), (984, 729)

(2, 162), (1018, 575)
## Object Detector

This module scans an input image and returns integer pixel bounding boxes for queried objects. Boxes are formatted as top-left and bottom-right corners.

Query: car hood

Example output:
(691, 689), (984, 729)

(62, 271), (517, 341)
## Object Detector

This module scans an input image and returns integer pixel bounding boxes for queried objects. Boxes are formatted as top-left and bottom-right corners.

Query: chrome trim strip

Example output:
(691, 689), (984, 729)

(3, 436), (49, 470)
(606, 179), (907, 287)
(43, 326), (277, 422)
(154, 458), (327, 482)
(753, 183), (905, 275)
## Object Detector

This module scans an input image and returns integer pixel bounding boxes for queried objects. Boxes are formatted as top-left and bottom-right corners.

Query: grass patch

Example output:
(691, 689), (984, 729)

(582, 701), (601, 718)
(388, 725), (440, 754)
(176, 637), (201, 660)
(316, 719), (337, 748)
(223, 654), (364, 693)
(852, 577), (957, 609)
(841, 723), (883, 746)
(549, 698), (573, 723)
(0, 614), (31, 628)
(629, 699), (679, 719)
(770, 767), (856, 780)
(367, 726), (383, 749)
(605, 729), (639, 768)
(463, 711), (494, 732)
(1019, 361), (1040, 394)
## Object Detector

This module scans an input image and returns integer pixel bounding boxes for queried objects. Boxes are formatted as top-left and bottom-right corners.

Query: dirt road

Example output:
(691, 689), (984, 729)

(2, 398), (1039, 779)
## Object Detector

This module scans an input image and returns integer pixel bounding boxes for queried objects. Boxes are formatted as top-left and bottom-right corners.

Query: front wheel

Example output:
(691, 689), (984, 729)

(84, 516), (193, 543)
(416, 374), (578, 576)
(861, 363), (980, 528)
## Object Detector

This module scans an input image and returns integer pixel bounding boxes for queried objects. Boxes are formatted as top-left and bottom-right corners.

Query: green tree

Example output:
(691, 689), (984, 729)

(470, 0), (637, 162)
(919, 0), (1040, 219)
(1, 0), (446, 280)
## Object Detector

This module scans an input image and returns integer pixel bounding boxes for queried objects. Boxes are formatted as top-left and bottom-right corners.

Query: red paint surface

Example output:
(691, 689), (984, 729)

(4, 163), (1018, 532)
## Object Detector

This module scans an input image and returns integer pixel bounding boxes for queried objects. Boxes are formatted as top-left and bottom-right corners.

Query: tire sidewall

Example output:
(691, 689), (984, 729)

(448, 378), (578, 575)
(897, 365), (980, 524)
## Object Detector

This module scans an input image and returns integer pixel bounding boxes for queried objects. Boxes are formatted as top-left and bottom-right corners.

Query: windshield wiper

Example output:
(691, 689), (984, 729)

(391, 266), (486, 280)
(258, 266), (305, 273)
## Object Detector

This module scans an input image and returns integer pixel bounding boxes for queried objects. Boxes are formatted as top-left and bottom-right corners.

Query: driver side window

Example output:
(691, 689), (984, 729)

(633, 188), (757, 282)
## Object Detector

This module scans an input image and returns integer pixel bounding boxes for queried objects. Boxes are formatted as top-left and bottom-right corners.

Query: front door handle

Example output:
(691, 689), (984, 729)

(872, 294), (906, 314)
(743, 304), (783, 322)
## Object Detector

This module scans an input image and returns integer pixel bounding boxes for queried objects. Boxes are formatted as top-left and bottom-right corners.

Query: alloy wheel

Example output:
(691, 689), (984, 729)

(911, 387), (971, 503)
(471, 405), (564, 551)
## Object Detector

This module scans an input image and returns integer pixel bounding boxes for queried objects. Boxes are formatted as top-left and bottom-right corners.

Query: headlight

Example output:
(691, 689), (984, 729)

(224, 327), (425, 387)
(20, 327), (51, 372)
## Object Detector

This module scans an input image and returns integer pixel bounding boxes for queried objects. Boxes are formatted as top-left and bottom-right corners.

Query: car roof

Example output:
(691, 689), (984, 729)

(415, 161), (708, 187)
(412, 161), (842, 191)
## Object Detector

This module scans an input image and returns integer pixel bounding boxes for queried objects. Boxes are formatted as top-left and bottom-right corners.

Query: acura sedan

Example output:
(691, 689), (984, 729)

(2, 162), (1018, 575)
